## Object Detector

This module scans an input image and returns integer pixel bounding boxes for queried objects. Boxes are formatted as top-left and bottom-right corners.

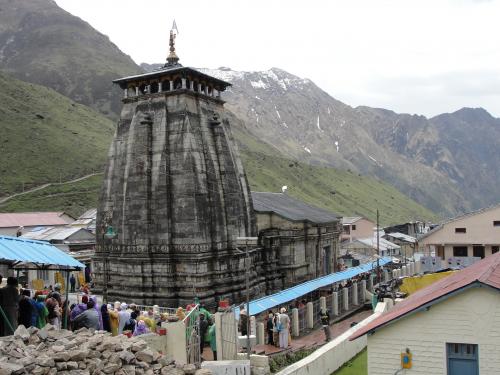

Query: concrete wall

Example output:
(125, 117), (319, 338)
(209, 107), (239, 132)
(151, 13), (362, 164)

(442, 244), (495, 259)
(420, 205), (500, 248)
(275, 302), (388, 375)
(367, 286), (500, 375)
(342, 218), (375, 242)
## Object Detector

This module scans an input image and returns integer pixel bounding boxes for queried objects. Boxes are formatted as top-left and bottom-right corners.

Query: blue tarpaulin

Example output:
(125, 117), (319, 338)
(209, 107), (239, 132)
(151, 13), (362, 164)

(0, 235), (85, 268)
(238, 257), (392, 316)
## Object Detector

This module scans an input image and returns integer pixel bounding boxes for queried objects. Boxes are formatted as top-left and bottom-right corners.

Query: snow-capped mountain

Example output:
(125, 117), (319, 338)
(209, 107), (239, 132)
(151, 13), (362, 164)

(141, 64), (500, 217)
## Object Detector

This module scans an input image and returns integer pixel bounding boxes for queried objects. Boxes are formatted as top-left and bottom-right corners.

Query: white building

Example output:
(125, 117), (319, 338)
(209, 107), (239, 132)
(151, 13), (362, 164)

(350, 252), (500, 375)
(419, 203), (500, 260)
(0, 212), (74, 236)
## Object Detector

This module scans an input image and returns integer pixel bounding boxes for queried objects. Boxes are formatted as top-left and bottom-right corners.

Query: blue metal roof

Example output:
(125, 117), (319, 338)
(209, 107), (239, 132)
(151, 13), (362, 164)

(239, 257), (392, 316)
(0, 235), (85, 268)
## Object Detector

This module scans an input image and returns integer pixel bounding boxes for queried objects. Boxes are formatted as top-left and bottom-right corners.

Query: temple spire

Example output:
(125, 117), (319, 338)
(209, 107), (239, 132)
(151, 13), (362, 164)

(165, 20), (180, 67)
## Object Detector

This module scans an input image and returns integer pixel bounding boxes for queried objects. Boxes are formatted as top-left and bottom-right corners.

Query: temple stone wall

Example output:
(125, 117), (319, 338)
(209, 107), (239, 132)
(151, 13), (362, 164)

(95, 92), (267, 307)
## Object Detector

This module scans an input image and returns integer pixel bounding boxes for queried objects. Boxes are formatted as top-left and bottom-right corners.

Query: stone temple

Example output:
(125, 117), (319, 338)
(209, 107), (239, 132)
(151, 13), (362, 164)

(94, 29), (341, 307)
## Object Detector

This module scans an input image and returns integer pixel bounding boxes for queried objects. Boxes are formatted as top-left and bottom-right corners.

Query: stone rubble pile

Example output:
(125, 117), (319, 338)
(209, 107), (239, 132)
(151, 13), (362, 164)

(0, 325), (212, 375)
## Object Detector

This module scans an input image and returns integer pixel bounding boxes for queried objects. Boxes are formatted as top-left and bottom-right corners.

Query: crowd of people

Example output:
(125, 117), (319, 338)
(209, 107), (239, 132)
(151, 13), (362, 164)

(0, 275), (190, 338)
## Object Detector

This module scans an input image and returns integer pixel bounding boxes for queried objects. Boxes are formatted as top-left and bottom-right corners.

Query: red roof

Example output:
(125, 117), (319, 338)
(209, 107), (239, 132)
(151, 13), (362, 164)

(0, 212), (73, 228)
(350, 252), (500, 340)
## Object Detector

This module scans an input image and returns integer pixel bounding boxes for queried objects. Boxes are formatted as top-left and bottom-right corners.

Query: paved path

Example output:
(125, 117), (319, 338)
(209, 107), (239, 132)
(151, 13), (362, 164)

(201, 308), (373, 360)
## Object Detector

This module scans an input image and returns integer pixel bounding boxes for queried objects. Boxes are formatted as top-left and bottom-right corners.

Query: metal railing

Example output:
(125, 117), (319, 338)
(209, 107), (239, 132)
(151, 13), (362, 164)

(135, 304), (178, 315)
(357, 282), (364, 304)
(183, 304), (201, 365)
(312, 299), (321, 327)
(298, 306), (307, 331)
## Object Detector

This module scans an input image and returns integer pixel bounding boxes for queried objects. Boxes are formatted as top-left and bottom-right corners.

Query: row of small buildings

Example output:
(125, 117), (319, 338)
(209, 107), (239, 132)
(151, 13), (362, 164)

(0, 199), (499, 292)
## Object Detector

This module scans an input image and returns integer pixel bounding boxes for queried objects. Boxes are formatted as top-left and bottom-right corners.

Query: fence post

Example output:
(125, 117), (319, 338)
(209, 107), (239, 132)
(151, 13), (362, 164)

(384, 269), (389, 282)
(291, 308), (299, 337)
(256, 322), (265, 345)
(306, 302), (314, 329)
(402, 265), (407, 277)
(343, 288), (349, 311)
(352, 282), (358, 305)
(361, 280), (367, 303)
(250, 316), (256, 337)
(367, 276), (373, 292)
(332, 292), (339, 316)
(319, 296), (326, 311)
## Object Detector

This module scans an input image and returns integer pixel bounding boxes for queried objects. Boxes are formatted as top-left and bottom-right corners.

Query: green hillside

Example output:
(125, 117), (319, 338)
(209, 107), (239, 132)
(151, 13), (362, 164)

(0, 72), (115, 197)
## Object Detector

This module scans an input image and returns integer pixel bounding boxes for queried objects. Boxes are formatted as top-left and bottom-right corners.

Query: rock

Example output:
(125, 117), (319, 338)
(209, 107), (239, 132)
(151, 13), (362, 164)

(136, 361), (150, 370)
(121, 365), (135, 375)
(53, 351), (71, 362)
(19, 356), (36, 367)
(52, 345), (65, 352)
(135, 349), (154, 363)
(183, 364), (196, 374)
(119, 350), (136, 364)
(0, 361), (24, 374)
(66, 362), (78, 370)
(31, 365), (47, 375)
(56, 362), (67, 371)
(37, 329), (48, 341)
(7, 349), (24, 359)
(48, 369), (57, 375)
(69, 349), (88, 361)
(160, 368), (184, 375)
(14, 325), (30, 341)
(37, 356), (55, 367)
(131, 340), (147, 352)
(102, 363), (120, 374)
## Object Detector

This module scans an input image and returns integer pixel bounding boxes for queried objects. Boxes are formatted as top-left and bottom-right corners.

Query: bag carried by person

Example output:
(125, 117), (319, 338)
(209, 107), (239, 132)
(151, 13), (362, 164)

(276, 321), (283, 332)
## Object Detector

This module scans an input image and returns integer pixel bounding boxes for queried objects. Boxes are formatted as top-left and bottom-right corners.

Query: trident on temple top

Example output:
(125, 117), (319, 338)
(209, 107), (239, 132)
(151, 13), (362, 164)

(166, 20), (180, 67)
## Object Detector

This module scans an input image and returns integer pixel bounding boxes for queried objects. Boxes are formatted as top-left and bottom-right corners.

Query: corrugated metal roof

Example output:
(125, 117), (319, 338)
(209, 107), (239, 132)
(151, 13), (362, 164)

(78, 208), (97, 220)
(251, 192), (339, 224)
(350, 252), (500, 340)
(0, 235), (85, 268)
(342, 217), (363, 225)
(0, 212), (72, 228)
(237, 257), (392, 316)
(22, 227), (93, 242)
(384, 232), (416, 243)
(346, 238), (400, 251)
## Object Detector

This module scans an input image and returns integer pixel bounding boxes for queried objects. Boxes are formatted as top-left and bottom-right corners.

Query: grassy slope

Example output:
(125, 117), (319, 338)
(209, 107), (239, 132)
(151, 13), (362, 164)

(0, 175), (102, 219)
(0, 72), (115, 197)
(234, 125), (439, 225)
(1, 127), (438, 225)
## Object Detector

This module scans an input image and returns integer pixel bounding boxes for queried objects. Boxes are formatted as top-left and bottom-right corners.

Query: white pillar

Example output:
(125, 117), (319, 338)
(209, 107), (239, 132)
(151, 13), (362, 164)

(158, 81), (162, 92)
(352, 282), (358, 306)
(198, 83), (202, 93)
(319, 296), (326, 311)
(384, 269), (390, 282)
(402, 265), (407, 277)
(361, 280), (367, 303)
(190, 81), (194, 91)
(170, 80), (174, 91)
(181, 78), (186, 89)
(306, 302), (314, 329)
(343, 288), (349, 311)
(123, 89), (128, 99)
(250, 316), (256, 336)
(291, 308), (299, 337)
(204, 86), (209, 95)
(135, 87), (139, 96)
(256, 322), (265, 345)
(332, 292), (339, 316)
(367, 276), (373, 291)
(392, 269), (398, 279)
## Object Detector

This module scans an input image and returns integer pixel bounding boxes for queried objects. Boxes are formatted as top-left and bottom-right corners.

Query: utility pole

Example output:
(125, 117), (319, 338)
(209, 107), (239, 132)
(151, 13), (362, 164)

(377, 209), (381, 284)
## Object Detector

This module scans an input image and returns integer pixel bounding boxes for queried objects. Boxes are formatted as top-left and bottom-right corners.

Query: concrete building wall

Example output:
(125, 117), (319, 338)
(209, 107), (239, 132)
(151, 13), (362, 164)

(367, 287), (500, 375)
(342, 218), (375, 242)
(443, 244), (495, 259)
(420, 206), (500, 247)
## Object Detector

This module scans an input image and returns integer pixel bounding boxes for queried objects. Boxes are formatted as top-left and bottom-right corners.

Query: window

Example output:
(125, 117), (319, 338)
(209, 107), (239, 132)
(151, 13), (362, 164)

(447, 343), (478, 375)
(492, 246), (499, 254)
(343, 225), (350, 234)
(453, 246), (468, 257)
(494, 221), (500, 227)
(352, 225), (357, 231)
(455, 227), (466, 233)
(473, 245), (485, 259)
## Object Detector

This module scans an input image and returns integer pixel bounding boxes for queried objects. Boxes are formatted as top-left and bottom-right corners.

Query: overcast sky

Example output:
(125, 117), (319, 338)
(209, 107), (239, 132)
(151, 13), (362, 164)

(55, 0), (500, 117)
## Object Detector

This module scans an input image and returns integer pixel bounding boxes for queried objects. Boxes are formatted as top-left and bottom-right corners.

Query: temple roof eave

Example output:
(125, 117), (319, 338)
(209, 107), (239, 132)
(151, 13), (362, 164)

(113, 66), (232, 90)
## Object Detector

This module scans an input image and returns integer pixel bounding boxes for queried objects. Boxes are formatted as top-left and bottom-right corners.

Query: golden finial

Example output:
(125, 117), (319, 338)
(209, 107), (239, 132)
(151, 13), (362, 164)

(166, 20), (180, 67)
